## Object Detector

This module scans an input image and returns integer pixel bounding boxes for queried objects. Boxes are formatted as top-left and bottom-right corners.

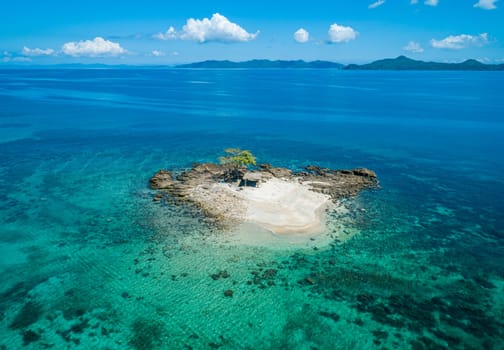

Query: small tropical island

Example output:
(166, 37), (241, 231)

(150, 149), (378, 235)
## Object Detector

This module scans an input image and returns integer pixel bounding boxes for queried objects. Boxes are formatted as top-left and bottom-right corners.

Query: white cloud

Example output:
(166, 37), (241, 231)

(3, 56), (32, 63)
(424, 0), (439, 6)
(153, 26), (177, 40)
(328, 23), (358, 43)
(411, 0), (441, 5)
(2, 51), (32, 63)
(22, 46), (55, 56)
(180, 13), (258, 43)
(13, 57), (32, 62)
(474, 0), (498, 9)
(369, 0), (386, 9)
(403, 41), (424, 53)
(154, 14), (258, 43)
(149, 50), (179, 57)
(430, 33), (489, 49)
(62, 37), (126, 57)
(294, 28), (309, 43)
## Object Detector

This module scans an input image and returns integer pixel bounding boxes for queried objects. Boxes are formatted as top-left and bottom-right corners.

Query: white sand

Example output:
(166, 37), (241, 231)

(218, 178), (331, 235)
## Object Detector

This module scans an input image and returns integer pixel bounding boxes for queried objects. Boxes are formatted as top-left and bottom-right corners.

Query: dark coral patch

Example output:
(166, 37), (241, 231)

(9, 302), (43, 330)
(129, 318), (166, 350)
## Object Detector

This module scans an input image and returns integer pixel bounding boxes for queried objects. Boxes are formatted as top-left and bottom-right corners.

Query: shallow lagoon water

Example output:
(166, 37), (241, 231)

(0, 69), (503, 349)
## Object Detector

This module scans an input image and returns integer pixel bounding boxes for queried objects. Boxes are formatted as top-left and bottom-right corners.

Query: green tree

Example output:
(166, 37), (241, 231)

(219, 148), (256, 167)
(219, 148), (256, 180)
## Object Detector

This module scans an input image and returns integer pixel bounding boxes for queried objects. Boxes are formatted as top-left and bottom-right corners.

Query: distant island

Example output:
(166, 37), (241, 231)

(177, 56), (504, 71)
(177, 59), (344, 69)
(3, 56), (504, 71)
(344, 56), (504, 71)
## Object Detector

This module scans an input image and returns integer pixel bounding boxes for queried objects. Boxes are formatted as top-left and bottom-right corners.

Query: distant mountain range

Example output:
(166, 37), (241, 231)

(3, 56), (504, 71)
(178, 56), (504, 71)
(177, 59), (344, 69)
(344, 56), (504, 71)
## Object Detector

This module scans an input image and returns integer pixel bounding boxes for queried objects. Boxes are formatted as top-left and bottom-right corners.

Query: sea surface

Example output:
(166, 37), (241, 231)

(0, 69), (503, 349)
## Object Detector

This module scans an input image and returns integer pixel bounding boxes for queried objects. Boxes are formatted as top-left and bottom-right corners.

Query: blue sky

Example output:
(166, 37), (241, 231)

(1, 0), (503, 65)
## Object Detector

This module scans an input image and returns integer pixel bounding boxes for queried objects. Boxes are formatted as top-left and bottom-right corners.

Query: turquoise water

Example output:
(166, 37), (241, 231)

(0, 69), (503, 349)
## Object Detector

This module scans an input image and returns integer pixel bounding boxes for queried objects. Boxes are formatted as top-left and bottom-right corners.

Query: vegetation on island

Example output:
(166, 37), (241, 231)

(219, 148), (257, 181)
(219, 148), (256, 168)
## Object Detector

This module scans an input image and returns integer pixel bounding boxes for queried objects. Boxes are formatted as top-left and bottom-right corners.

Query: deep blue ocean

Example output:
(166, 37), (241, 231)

(0, 69), (503, 349)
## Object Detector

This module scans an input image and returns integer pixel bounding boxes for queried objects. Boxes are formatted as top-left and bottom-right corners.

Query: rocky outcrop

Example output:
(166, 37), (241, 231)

(297, 166), (378, 199)
(352, 168), (377, 178)
(149, 170), (174, 190)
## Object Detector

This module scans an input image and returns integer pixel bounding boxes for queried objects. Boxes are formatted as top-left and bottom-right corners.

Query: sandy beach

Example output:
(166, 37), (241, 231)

(150, 162), (377, 237)
(218, 178), (332, 235)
